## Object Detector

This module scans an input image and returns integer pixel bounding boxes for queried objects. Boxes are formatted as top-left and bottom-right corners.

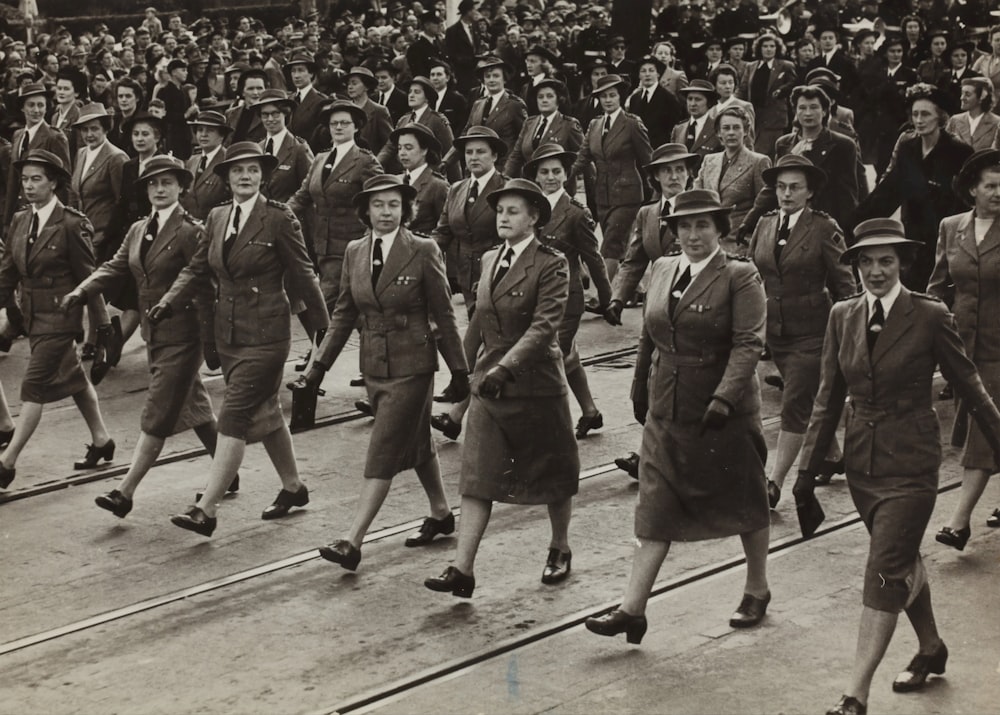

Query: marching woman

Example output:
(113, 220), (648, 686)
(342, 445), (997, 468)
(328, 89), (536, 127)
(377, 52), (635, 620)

(504, 79), (585, 181)
(63, 156), (230, 517)
(798, 218), (1000, 715)
(425, 178), (578, 596)
(0, 150), (116, 490)
(302, 174), (470, 570)
(392, 123), (448, 233)
(526, 142), (612, 439)
(747, 155), (856, 508)
(253, 89), (314, 203)
(150, 143), (329, 536)
(586, 189), (770, 643)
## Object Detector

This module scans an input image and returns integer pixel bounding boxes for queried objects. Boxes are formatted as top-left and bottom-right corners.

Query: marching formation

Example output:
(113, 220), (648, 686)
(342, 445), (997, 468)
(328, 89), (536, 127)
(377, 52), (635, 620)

(3, 1), (1000, 713)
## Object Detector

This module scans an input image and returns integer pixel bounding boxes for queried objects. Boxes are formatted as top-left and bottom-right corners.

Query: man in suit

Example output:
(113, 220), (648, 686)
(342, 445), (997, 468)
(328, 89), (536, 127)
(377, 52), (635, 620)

(286, 52), (328, 153)
(447, 57), (527, 171)
(407, 12), (445, 81)
(372, 62), (409, 125)
(671, 80), (722, 157)
(946, 77), (1000, 151)
(263, 42), (287, 91)
(225, 68), (268, 145)
(429, 59), (469, 134)
(254, 90), (314, 203)
(182, 110), (230, 220)
(739, 34), (798, 156)
(808, 27), (858, 97)
(443, 0), (481, 93)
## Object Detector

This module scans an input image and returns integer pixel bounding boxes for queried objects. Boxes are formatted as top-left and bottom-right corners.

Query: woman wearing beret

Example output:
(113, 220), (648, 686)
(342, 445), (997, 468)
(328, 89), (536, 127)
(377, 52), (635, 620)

(0, 150), (115, 490)
(425, 178), (579, 595)
(748, 155), (856, 507)
(151, 142), (329, 536)
(303, 175), (469, 570)
(64, 156), (229, 517)
(799, 218), (1000, 715)
(930, 149), (1000, 549)
(586, 189), (771, 643)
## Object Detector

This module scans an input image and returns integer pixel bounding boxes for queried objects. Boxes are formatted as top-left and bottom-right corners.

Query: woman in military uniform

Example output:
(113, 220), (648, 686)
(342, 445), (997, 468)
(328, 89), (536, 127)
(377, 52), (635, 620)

(425, 178), (579, 597)
(799, 218), (1000, 715)
(586, 189), (771, 644)
(391, 123), (447, 233)
(0, 150), (116, 490)
(504, 79), (585, 182)
(253, 89), (314, 203)
(151, 143), (329, 537)
(302, 175), (469, 571)
(376, 76), (454, 176)
(345, 66), (392, 155)
(181, 110), (231, 221)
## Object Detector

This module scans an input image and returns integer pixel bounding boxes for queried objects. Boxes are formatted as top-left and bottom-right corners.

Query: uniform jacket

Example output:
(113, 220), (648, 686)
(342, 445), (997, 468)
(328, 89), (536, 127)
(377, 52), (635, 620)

(626, 85), (684, 151)
(504, 112), (584, 179)
(658, 67), (690, 96)
(540, 191), (611, 316)
(181, 149), (228, 220)
(631, 252), (766, 423)
(162, 195), (328, 346)
(120, 157), (152, 230)
(406, 168), (449, 234)
(462, 91), (528, 150)
(738, 59), (798, 131)
(377, 108), (454, 174)
(224, 104), (265, 145)
(375, 86), (409, 125)
(406, 35), (443, 81)
(572, 110), (653, 208)
(612, 199), (678, 303)
(288, 86), (329, 152)
(259, 134), (314, 203)
(357, 98), (393, 154)
(316, 228), (467, 379)
(693, 147), (770, 241)
(945, 111), (1000, 151)
(465, 239), (570, 398)
(51, 103), (81, 160)
(287, 145), (382, 258)
(4, 123), (71, 226)
(804, 288), (1000, 478)
(748, 207), (856, 338)
(435, 87), (469, 134)
(70, 141), (128, 239)
(670, 115), (722, 157)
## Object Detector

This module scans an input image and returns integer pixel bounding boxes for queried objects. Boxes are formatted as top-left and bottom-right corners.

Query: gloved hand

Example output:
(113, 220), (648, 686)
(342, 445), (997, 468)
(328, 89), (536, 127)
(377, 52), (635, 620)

(632, 398), (648, 426)
(147, 302), (174, 325)
(699, 398), (731, 435)
(735, 224), (752, 247)
(792, 469), (825, 538)
(59, 291), (86, 313)
(604, 299), (624, 326)
(204, 342), (221, 370)
(478, 365), (511, 400)
(446, 369), (471, 402)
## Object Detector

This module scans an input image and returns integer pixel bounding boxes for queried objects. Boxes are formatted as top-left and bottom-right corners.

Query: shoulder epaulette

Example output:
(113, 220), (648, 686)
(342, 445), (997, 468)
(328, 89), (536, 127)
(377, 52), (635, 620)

(411, 230), (431, 239)
(666, 248), (683, 256)
(431, 170), (446, 179)
(912, 292), (942, 303)
(267, 198), (289, 208)
(538, 242), (563, 256)
(812, 209), (833, 220)
(358, 146), (376, 156)
(569, 197), (587, 210)
(508, 93), (526, 105)
(214, 199), (231, 207)
(762, 208), (779, 216)
(724, 251), (751, 261)
(64, 205), (87, 218)
(181, 211), (203, 226)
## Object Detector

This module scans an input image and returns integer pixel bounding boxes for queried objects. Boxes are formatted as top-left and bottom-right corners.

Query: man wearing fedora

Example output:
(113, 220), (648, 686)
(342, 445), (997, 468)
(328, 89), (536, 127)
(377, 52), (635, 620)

(407, 11), (445, 81)
(444, 0), (482, 93)
(285, 51), (329, 153)
(182, 110), (231, 221)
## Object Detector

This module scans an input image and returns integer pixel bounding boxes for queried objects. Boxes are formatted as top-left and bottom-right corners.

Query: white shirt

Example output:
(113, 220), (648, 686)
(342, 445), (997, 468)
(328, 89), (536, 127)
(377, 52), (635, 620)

(690, 112), (709, 137)
(405, 162), (427, 184)
(660, 196), (675, 215)
(329, 139), (355, 171)
(81, 141), (105, 176)
(677, 245), (721, 284)
(779, 207), (805, 231)
(24, 122), (42, 149)
(371, 226), (399, 265)
(264, 128), (288, 154)
(974, 216), (994, 245)
(494, 237), (531, 280)
(865, 281), (901, 319)
(32, 194), (59, 233)
(150, 202), (179, 233)
(200, 145), (223, 167)
(471, 167), (496, 197)
(968, 111), (983, 137)
(411, 104), (428, 123)
(604, 107), (623, 130)
(228, 194), (258, 238)
(824, 50), (836, 65)
(545, 187), (566, 209)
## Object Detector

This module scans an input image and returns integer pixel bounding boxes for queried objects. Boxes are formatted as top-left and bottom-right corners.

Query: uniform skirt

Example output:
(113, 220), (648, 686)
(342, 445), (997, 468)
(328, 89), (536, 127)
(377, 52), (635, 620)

(769, 333), (824, 433)
(847, 470), (937, 613)
(958, 359), (1000, 472)
(216, 339), (287, 441)
(635, 414), (769, 542)
(460, 393), (580, 505)
(141, 342), (215, 438)
(21, 333), (89, 403)
(364, 373), (434, 479)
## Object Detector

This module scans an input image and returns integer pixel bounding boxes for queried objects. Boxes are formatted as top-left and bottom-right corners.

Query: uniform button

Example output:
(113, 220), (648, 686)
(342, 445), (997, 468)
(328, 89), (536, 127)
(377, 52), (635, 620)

(775, 297), (781, 302)
(867, 421), (875, 428)
(672, 370), (678, 376)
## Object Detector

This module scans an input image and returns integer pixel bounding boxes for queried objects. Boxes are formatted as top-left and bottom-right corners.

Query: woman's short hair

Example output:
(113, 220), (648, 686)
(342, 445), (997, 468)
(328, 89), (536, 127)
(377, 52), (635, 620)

(357, 188), (415, 229)
(395, 128), (441, 165)
(791, 84), (832, 125)
(713, 105), (751, 134)
(752, 33), (786, 58)
(709, 64), (739, 84)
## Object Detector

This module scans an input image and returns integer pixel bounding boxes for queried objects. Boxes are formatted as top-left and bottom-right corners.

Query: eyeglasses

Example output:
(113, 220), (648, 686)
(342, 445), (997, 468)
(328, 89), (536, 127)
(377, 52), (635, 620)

(259, 110), (283, 118)
(329, 120), (355, 127)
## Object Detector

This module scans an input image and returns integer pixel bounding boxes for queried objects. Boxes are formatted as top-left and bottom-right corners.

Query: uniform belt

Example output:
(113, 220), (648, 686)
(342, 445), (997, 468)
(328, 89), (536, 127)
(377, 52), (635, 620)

(363, 313), (428, 332)
(849, 397), (932, 418)
(656, 350), (727, 367)
(22, 275), (73, 289)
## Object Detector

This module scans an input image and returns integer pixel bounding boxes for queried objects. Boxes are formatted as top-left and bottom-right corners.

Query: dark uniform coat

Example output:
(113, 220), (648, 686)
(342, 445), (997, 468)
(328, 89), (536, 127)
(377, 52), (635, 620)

(377, 109), (454, 175)
(541, 191), (612, 317)
(259, 133), (314, 203)
(357, 98), (393, 154)
(224, 104), (265, 145)
(612, 198), (678, 304)
(504, 111), (584, 179)
(288, 86), (329, 153)
(738, 59), (798, 155)
(670, 115), (722, 157)
(626, 85), (684, 150)
(462, 91), (528, 151)
(434, 87), (469, 134)
(181, 148), (228, 220)
(4, 123), (71, 226)
(406, 167), (448, 234)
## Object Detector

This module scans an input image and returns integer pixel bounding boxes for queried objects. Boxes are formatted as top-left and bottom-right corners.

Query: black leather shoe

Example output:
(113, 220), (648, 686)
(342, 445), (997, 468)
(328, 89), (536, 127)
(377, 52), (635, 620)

(261, 484), (309, 520)
(763, 374), (785, 391)
(431, 413), (462, 440)
(90, 356), (111, 386)
(0, 428), (14, 448)
(195, 474), (240, 503)
(893, 641), (948, 692)
(935, 525), (971, 551)
(767, 480), (781, 509)
(405, 513), (455, 547)
(615, 452), (640, 479)
(729, 590), (771, 628)
(95, 489), (133, 518)
(575, 412), (603, 439)
(350, 374), (366, 387)
(0, 463), (14, 489)
(938, 384), (953, 400)
(541, 548), (572, 584)
(318, 539), (361, 571)
(424, 565), (475, 597)
(815, 459), (846, 486)
(80, 342), (96, 361)
(433, 385), (457, 402)
(585, 609), (648, 644)
(73, 439), (115, 469)
(987, 508), (1000, 528)
(826, 695), (866, 715)
(294, 348), (311, 372)
(170, 506), (216, 537)
(355, 399), (373, 417)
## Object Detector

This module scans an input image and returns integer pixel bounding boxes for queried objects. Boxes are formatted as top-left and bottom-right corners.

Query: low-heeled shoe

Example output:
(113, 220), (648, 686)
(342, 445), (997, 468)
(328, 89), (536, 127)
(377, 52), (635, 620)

(350, 374), (366, 387)
(318, 539), (361, 571)
(195, 474), (241, 502)
(73, 439), (115, 469)
(170, 506), (217, 537)
(424, 565), (475, 598)
(826, 695), (866, 715)
(294, 349), (311, 372)
(354, 399), (374, 417)
(729, 590), (771, 628)
(892, 641), (948, 692)
(0, 463), (15, 489)
(431, 413), (462, 440)
(767, 480), (781, 509)
(574, 412), (603, 439)
(815, 459), (846, 486)
(763, 374), (785, 391)
(95, 489), (133, 518)
(261, 484), (309, 520)
(585, 609), (648, 644)
(614, 452), (640, 479)
(935, 525), (970, 551)
(404, 513), (456, 547)
(541, 548), (572, 584)
(987, 508), (1000, 528)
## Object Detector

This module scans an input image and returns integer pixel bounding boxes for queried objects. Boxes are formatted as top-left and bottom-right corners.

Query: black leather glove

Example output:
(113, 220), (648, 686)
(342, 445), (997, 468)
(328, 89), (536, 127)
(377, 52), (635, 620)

(59, 291), (86, 313)
(735, 224), (752, 247)
(792, 469), (825, 538)
(632, 398), (648, 426)
(446, 369), (470, 402)
(604, 299), (624, 326)
(204, 342), (221, 370)
(699, 398), (731, 435)
(147, 302), (174, 325)
(478, 365), (511, 400)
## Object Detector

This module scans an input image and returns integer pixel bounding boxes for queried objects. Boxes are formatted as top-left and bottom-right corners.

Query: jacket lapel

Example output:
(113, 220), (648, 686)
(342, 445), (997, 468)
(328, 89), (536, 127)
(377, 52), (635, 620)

(976, 213), (1000, 256)
(779, 208), (812, 266)
(543, 193), (569, 234)
(493, 239), (535, 296)
(957, 211), (978, 261)
(467, 172), (503, 223)
(376, 229), (418, 294)
(719, 150), (751, 192)
(674, 251), (725, 317)
(146, 207), (184, 266)
(846, 296), (870, 369)
(29, 203), (63, 266)
(81, 142), (112, 188)
(228, 195), (265, 263)
(327, 145), (358, 186)
(871, 289), (914, 366)
(605, 112), (627, 146)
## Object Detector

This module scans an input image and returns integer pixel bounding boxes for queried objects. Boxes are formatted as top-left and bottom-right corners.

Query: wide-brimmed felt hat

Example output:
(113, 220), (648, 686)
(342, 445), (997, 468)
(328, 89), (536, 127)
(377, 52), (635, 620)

(645, 142), (700, 172)
(486, 178), (552, 227)
(524, 142), (576, 178)
(841, 218), (921, 263)
(476, 55), (513, 76)
(223, 61), (250, 76)
(213, 141), (279, 177)
(531, 78), (568, 98)
(253, 88), (296, 114)
(16, 81), (50, 106)
(954, 148), (1000, 204)
(405, 75), (438, 104)
(678, 78), (718, 100)
(351, 173), (417, 210)
(188, 110), (232, 133)
(389, 122), (442, 155)
(524, 44), (559, 65)
(14, 149), (70, 182)
(762, 154), (827, 190)
(453, 125), (508, 158)
(72, 102), (113, 129)
(284, 51), (318, 73)
(636, 54), (667, 75)
(136, 154), (193, 188)
(590, 73), (628, 97)
(121, 111), (164, 138)
(346, 65), (377, 88)
(318, 99), (368, 128)
(664, 189), (733, 221)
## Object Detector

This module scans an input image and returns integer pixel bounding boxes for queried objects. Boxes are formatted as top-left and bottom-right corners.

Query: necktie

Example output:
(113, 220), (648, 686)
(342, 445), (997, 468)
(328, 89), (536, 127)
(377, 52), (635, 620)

(867, 298), (885, 353)
(602, 114), (611, 144)
(140, 211), (159, 267)
(197, 154), (207, 176)
(20, 132), (29, 159)
(467, 180), (479, 206)
(774, 213), (790, 264)
(718, 153), (731, 190)
(223, 205), (241, 265)
(491, 246), (514, 290)
(264, 137), (274, 155)
(669, 265), (692, 316)
(533, 115), (548, 148)
(378, 91), (385, 105)
(483, 95), (493, 118)
(685, 120), (697, 148)
(371, 236), (384, 290)
(403, 172), (411, 185)
(659, 200), (673, 243)
(27, 211), (38, 247)
(321, 147), (338, 183)
(295, 91), (303, 104)
(643, 89), (650, 105)
(409, 111), (416, 123)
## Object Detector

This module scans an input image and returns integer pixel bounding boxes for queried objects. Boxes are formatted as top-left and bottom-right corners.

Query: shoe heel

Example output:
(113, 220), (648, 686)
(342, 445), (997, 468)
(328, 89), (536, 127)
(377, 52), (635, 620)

(453, 581), (474, 598)
(626, 620), (647, 644)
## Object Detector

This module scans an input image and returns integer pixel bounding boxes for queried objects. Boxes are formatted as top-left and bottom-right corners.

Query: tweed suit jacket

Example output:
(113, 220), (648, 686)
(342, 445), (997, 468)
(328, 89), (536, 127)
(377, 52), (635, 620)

(693, 148), (770, 240)
(612, 199), (678, 303)
(316, 228), (467, 379)
(658, 67), (689, 96)
(357, 98), (393, 154)
(377, 109), (454, 174)
(405, 168), (449, 234)
(162, 195), (328, 346)
(738, 59), (798, 131)
(288, 86), (329, 152)
(803, 288), (1000, 478)
(181, 148), (228, 220)
(670, 115), (722, 157)
(504, 112), (584, 179)
(708, 98), (757, 146)
(466, 239), (569, 398)
(748, 207), (856, 338)
(287, 144), (382, 258)
(70, 141), (128, 239)
(945, 111), (1000, 151)
(259, 133), (314, 203)
(572, 111), (653, 208)
(4, 123), (71, 226)
(541, 191), (611, 315)
(51, 103), (81, 160)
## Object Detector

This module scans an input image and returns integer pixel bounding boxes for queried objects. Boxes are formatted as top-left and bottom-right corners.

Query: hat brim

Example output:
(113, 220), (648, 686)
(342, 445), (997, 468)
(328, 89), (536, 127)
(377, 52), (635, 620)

(318, 103), (368, 129)
(346, 71), (377, 88)
(253, 97), (296, 114)
(591, 77), (628, 97)
(351, 181), (418, 210)
(213, 152), (280, 178)
(477, 60), (513, 76)
(762, 163), (828, 190)
(840, 236), (923, 264)
(485, 187), (552, 227)
(678, 85), (718, 99)
(389, 125), (442, 156)
(17, 88), (50, 106)
(524, 150), (575, 178)
(72, 113), (113, 130)
(665, 204), (733, 221)
(454, 133), (508, 158)
(135, 165), (194, 189)
(14, 157), (70, 182)
(187, 119), (233, 133)
(645, 151), (700, 171)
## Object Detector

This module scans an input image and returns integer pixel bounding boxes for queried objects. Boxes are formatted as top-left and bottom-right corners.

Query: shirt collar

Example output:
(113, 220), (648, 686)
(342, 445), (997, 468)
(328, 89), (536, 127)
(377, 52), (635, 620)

(266, 128), (288, 151)
(232, 193), (259, 215)
(372, 226), (400, 260)
(678, 245), (721, 276)
(25, 122), (42, 140)
(865, 281), (902, 317)
(501, 236), (532, 264)
(545, 187), (566, 208)
(86, 140), (106, 156)
(332, 138), (355, 152)
(474, 167), (496, 190)
(203, 145), (223, 163)
(33, 194), (59, 231)
(780, 206), (805, 229)
(154, 202), (179, 226)
(412, 104), (428, 121)
(605, 107), (622, 125)
(406, 163), (427, 182)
